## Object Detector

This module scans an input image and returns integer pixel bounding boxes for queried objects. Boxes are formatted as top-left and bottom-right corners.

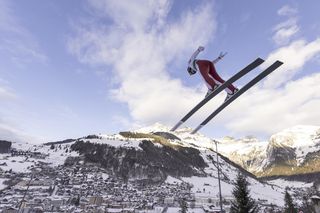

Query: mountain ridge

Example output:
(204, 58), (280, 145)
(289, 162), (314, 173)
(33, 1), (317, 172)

(215, 125), (320, 178)
(2, 123), (319, 210)
(0, 124), (288, 208)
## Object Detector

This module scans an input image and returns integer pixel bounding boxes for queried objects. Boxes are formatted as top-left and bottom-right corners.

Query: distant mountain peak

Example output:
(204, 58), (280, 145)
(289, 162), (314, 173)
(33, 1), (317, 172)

(134, 122), (199, 136)
(270, 125), (320, 148)
(135, 122), (171, 133)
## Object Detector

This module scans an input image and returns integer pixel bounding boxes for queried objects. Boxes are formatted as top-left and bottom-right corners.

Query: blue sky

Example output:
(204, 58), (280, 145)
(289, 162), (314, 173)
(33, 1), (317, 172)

(1, 0), (320, 143)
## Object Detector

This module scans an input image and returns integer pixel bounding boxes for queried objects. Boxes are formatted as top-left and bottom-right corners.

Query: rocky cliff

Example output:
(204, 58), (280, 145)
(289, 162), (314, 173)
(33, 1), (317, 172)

(219, 125), (320, 177)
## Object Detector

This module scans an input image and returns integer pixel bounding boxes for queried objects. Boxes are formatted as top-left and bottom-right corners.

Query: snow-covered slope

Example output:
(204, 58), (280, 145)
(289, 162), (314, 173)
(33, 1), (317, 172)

(0, 141), (79, 173)
(137, 123), (215, 149)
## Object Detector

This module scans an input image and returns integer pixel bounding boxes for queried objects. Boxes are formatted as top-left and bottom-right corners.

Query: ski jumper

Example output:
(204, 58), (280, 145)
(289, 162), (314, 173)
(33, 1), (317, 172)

(188, 47), (237, 94)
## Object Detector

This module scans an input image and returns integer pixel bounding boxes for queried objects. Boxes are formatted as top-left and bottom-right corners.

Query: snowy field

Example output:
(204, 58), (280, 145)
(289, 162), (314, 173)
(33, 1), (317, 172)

(268, 178), (314, 189)
(0, 154), (34, 173)
(86, 134), (143, 150)
(0, 178), (8, 190)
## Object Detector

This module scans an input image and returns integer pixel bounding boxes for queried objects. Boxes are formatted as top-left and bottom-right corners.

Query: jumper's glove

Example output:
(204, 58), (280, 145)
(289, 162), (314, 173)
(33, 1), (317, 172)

(218, 52), (227, 59)
(212, 51), (227, 64)
(198, 46), (205, 51)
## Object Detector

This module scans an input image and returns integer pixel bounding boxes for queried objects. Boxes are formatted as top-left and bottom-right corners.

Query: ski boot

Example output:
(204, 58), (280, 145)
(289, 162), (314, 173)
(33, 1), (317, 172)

(224, 88), (239, 102)
(205, 85), (219, 98)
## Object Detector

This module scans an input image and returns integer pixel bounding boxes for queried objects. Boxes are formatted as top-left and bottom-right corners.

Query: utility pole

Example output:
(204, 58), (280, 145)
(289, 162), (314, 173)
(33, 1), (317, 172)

(214, 140), (223, 212)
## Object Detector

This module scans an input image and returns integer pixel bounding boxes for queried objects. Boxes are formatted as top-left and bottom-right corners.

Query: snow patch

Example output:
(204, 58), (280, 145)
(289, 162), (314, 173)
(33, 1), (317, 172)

(166, 176), (182, 184)
(0, 154), (34, 173)
(0, 178), (8, 190)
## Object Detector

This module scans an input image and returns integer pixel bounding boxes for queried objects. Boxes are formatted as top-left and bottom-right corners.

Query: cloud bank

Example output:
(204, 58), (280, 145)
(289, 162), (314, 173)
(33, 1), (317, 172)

(272, 5), (299, 46)
(69, 1), (320, 137)
(69, 0), (217, 125)
(222, 5), (320, 137)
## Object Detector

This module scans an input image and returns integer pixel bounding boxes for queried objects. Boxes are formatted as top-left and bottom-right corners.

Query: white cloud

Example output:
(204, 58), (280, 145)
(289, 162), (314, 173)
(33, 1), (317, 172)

(272, 19), (299, 46)
(201, 4), (320, 137)
(217, 35), (320, 137)
(272, 5), (299, 46)
(0, 121), (40, 143)
(263, 38), (320, 89)
(277, 5), (298, 16)
(69, 0), (216, 126)
(202, 4), (320, 138)
(88, 0), (171, 31)
(68, 0), (320, 139)
(223, 72), (320, 136)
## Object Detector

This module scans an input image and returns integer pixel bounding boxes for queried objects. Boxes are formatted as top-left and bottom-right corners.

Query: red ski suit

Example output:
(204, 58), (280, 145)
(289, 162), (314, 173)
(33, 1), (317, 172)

(196, 59), (236, 94)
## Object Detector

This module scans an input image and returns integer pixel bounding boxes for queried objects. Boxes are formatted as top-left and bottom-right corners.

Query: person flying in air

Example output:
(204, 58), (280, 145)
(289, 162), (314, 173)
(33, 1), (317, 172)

(187, 46), (238, 101)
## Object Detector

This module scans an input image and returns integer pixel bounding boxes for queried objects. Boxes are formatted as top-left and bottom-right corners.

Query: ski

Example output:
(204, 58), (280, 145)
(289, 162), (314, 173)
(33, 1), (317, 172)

(171, 58), (265, 131)
(191, 60), (283, 134)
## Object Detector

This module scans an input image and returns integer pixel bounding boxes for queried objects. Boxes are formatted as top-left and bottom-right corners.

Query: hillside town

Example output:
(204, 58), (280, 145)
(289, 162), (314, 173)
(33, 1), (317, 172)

(1, 126), (320, 213)
(0, 144), (238, 213)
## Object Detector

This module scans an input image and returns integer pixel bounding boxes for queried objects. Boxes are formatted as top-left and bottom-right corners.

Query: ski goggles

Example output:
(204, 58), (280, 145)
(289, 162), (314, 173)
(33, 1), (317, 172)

(187, 60), (198, 75)
(187, 67), (196, 75)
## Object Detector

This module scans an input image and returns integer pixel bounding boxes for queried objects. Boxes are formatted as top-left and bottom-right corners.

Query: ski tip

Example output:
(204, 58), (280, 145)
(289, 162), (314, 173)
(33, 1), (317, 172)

(269, 60), (284, 69)
(170, 121), (184, 132)
(191, 125), (204, 134)
(256, 57), (265, 63)
(276, 60), (284, 65)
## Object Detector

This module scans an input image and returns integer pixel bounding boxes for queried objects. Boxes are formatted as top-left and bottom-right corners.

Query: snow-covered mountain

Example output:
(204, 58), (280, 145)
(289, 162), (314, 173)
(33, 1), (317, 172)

(1, 123), (286, 209)
(1, 123), (319, 210)
(218, 137), (269, 174)
(217, 125), (320, 178)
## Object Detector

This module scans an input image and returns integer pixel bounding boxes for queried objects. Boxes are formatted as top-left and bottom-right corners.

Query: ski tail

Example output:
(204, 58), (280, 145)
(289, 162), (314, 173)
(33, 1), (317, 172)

(191, 60), (283, 134)
(170, 57), (264, 132)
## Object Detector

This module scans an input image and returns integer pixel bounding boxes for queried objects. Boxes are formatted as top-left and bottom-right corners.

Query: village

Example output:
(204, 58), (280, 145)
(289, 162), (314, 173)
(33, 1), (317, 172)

(0, 149), (234, 213)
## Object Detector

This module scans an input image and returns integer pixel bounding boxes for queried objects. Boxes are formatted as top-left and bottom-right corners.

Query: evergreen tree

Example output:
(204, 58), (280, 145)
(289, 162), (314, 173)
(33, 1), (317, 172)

(179, 198), (188, 213)
(50, 144), (55, 150)
(230, 173), (258, 213)
(283, 189), (296, 213)
(74, 195), (80, 206)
